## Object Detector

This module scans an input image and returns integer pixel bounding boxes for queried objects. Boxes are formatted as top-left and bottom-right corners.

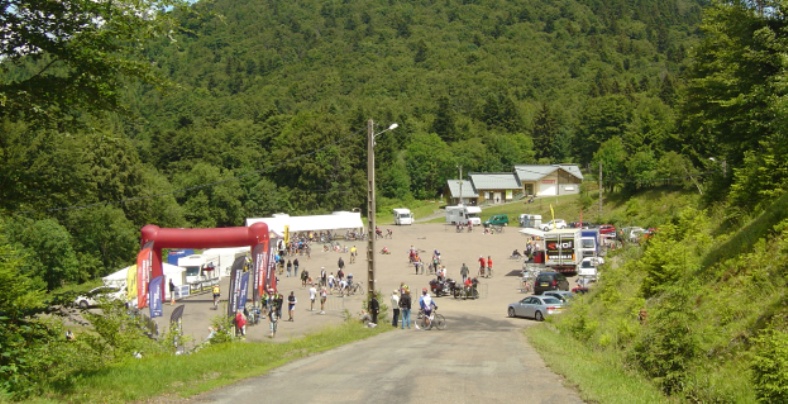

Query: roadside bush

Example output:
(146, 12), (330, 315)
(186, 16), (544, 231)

(750, 324), (788, 402)
(630, 287), (700, 395)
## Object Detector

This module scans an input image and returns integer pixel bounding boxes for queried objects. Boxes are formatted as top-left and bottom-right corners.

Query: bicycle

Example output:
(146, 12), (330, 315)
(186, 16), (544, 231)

(417, 307), (446, 330)
(347, 281), (364, 296)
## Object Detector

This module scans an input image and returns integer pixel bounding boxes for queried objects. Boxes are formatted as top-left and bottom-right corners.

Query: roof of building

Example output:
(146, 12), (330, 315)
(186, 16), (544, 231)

(467, 172), (522, 190)
(446, 180), (479, 198)
(514, 165), (583, 182)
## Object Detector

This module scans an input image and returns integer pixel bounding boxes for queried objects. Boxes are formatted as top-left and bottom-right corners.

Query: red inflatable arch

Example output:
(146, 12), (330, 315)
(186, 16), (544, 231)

(137, 223), (270, 309)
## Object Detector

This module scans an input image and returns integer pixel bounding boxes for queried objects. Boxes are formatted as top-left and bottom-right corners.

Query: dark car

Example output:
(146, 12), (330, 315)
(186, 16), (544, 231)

(533, 271), (569, 295)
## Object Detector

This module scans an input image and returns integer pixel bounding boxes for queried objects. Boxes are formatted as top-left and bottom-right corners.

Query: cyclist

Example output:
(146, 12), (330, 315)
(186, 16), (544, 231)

(418, 288), (437, 329)
(212, 284), (220, 309)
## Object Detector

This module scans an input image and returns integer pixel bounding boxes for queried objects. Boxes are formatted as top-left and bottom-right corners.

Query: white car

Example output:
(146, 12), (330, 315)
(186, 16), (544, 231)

(73, 285), (125, 309)
(541, 219), (568, 231)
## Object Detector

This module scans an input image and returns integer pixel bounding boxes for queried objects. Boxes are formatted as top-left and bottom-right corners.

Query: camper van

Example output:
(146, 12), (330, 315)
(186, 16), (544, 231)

(518, 214), (542, 228)
(445, 205), (482, 226)
(393, 208), (414, 225)
(177, 247), (248, 284)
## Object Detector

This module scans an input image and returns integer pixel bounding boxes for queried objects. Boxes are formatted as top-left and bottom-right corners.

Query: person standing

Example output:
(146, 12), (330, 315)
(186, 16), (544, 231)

(369, 294), (380, 325)
(337, 256), (345, 272)
(275, 292), (284, 320)
(391, 290), (400, 327)
(319, 287), (327, 314)
(293, 258), (300, 278)
(268, 303), (278, 338)
(169, 279), (176, 305)
(399, 289), (412, 329)
(460, 263), (469, 282)
(486, 256), (493, 278)
(286, 260), (293, 277)
(478, 255), (486, 277)
(320, 267), (327, 287)
(235, 309), (246, 337)
(309, 284), (317, 311)
(287, 291), (297, 321)
(419, 288), (437, 329)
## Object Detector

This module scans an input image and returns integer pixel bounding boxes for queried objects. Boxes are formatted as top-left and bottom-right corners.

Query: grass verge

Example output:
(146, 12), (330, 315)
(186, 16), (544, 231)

(525, 324), (671, 404)
(35, 322), (390, 403)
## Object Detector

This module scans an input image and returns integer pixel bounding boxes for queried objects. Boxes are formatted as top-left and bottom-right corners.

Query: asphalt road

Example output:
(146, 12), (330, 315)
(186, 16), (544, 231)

(191, 318), (583, 404)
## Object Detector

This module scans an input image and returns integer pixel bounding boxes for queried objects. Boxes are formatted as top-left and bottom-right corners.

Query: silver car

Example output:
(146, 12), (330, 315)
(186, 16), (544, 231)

(507, 295), (565, 321)
(73, 285), (125, 309)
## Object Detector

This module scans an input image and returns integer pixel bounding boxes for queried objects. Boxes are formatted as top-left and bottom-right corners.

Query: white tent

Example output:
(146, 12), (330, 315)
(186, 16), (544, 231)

(519, 228), (545, 238)
(246, 211), (365, 236)
(103, 263), (186, 289)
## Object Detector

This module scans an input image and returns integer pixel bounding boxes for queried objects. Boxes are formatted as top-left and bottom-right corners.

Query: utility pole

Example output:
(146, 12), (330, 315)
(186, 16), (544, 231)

(457, 165), (463, 205)
(598, 162), (603, 221)
(366, 119), (376, 303)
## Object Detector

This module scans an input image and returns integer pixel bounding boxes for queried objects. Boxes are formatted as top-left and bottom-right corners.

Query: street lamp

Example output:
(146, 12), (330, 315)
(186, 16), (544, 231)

(367, 120), (398, 303)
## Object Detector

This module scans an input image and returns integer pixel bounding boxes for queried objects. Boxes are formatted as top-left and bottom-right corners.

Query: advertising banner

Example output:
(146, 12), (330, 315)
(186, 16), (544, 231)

(227, 266), (238, 318)
(237, 271), (250, 311)
(252, 242), (267, 302)
(265, 242), (278, 292)
(136, 241), (153, 309)
(149, 275), (164, 318)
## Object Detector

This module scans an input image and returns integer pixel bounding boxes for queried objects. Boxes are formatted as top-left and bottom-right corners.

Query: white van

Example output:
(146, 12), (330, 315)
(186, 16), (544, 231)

(393, 208), (414, 225)
(519, 214), (542, 228)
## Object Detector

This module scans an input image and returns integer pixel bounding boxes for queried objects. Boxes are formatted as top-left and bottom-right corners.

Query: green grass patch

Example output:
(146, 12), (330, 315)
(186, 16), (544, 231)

(33, 322), (390, 403)
(526, 324), (670, 404)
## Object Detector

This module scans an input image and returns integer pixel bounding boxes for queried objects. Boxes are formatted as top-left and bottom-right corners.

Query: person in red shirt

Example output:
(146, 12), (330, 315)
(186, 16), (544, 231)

(486, 256), (493, 278)
(234, 310), (247, 337)
(478, 255), (486, 277)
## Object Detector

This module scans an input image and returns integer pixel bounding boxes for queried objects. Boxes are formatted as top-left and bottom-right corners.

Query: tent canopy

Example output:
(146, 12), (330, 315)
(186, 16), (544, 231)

(103, 263), (185, 287)
(519, 228), (545, 238)
(246, 211), (364, 236)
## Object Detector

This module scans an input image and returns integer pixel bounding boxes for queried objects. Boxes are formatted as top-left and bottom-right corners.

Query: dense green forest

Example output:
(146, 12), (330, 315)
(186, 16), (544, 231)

(1, 0), (786, 401)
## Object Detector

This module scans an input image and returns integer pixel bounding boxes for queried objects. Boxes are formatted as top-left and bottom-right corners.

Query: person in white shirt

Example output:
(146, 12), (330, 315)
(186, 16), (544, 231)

(309, 284), (317, 311)
(391, 290), (400, 327)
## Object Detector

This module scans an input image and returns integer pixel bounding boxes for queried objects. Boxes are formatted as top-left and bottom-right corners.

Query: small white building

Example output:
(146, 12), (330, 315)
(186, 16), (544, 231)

(514, 165), (583, 197)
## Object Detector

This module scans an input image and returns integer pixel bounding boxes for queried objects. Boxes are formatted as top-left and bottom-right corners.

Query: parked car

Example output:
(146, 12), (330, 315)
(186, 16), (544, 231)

(533, 271), (570, 295)
(618, 226), (645, 242)
(73, 285), (125, 309)
(543, 290), (575, 303)
(483, 214), (510, 228)
(598, 224), (616, 235)
(570, 221), (595, 229)
(541, 219), (568, 231)
(507, 295), (565, 321)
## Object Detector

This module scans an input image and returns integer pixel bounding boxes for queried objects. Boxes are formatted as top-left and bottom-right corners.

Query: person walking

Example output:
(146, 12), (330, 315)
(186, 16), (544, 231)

(369, 294), (380, 325)
(275, 291), (284, 320)
(169, 279), (176, 305)
(286, 260), (293, 277)
(391, 290), (400, 327)
(319, 287), (327, 314)
(320, 267), (327, 287)
(337, 256), (345, 272)
(293, 258), (300, 278)
(460, 263), (469, 282)
(309, 284), (317, 311)
(399, 289), (412, 329)
(287, 291), (297, 321)
(268, 303), (278, 338)
(478, 255), (486, 277)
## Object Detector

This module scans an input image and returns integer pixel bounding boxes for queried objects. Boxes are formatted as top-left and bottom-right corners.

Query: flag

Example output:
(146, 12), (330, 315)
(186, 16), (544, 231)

(237, 271), (250, 311)
(550, 204), (556, 229)
(283, 225), (290, 246)
(149, 275), (164, 318)
(136, 241), (153, 309)
(126, 264), (137, 304)
(227, 256), (245, 317)
(252, 242), (267, 302)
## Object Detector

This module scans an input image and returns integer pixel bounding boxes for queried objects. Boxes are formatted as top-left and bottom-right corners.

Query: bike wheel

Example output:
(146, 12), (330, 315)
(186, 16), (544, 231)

(433, 314), (446, 330)
(355, 284), (364, 296)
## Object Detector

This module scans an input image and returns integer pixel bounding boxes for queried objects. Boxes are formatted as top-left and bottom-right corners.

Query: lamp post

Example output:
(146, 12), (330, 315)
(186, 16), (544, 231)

(367, 119), (398, 303)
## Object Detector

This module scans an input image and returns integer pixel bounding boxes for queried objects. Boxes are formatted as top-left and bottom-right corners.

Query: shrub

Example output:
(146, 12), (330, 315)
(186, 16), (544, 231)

(751, 325), (788, 402)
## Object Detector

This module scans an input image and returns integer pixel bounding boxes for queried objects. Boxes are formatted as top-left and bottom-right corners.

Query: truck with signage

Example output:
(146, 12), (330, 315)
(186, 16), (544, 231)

(445, 205), (482, 226)
(543, 229), (583, 276)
